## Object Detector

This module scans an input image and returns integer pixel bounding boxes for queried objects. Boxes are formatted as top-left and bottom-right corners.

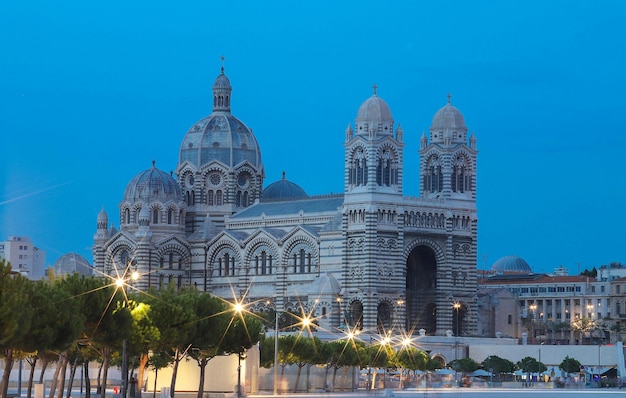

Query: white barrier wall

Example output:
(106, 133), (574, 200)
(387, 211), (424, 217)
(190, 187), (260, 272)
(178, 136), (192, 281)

(469, 343), (618, 374)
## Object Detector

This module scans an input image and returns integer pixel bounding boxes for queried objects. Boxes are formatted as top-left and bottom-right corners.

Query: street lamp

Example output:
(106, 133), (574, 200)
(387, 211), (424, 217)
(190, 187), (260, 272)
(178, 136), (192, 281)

(529, 304), (537, 343)
(233, 302), (244, 398)
(453, 302), (461, 337)
(116, 263), (138, 398)
(273, 307), (279, 396)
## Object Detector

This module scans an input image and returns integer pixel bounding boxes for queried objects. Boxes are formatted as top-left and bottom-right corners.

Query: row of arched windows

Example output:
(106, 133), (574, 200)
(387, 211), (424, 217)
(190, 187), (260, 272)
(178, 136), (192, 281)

(424, 155), (473, 194)
(213, 247), (317, 276)
(214, 95), (230, 108)
(183, 189), (252, 208)
(345, 300), (394, 332)
(348, 148), (400, 188)
(404, 211), (446, 229)
(123, 207), (183, 225)
(377, 209), (396, 223)
(159, 252), (184, 270)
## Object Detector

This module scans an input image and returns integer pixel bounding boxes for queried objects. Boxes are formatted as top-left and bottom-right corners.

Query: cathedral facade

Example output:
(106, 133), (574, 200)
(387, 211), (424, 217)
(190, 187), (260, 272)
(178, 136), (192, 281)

(93, 68), (478, 337)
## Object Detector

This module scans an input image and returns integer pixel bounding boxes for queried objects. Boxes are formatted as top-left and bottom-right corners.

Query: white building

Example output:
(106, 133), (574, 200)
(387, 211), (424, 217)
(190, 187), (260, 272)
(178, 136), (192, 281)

(479, 255), (614, 344)
(0, 235), (46, 279)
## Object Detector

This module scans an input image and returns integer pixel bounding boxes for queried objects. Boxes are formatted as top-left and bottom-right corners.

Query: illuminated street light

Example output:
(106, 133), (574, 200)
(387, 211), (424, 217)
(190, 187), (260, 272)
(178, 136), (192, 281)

(453, 302), (461, 337)
(233, 302), (244, 398)
(115, 259), (138, 398)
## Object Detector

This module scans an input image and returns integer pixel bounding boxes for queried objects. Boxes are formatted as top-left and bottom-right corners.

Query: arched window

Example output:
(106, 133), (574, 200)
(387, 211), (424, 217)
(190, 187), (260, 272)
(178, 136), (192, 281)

(291, 245), (313, 273)
(216, 251), (236, 276)
(243, 191), (249, 207)
(452, 155), (470, 193)
(236, 191), (241, 207)
(207, 190), (214, 206)
(376, 149), (396, 186)
(216, 190), (223, 206)
(350, 148), (368, 187)
(167, 209), (173, 224)
(349, 301), (364, 330)
(424, 156), (443, 193)
(377, 302), (392, 333)
(152, 209), (159, 224)
(257, 250), (272, 275)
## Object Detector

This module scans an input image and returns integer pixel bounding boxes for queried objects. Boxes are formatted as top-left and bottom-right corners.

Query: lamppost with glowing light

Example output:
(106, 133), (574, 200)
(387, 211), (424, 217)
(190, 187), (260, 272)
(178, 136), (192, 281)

(116, 263), (138, 398)
(233, 302), (244, 398)
(529, 303), (537, 343)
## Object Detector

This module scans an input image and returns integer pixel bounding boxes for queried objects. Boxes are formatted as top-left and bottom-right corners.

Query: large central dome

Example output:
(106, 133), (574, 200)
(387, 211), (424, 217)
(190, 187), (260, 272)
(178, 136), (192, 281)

(178, 69), (262, 171)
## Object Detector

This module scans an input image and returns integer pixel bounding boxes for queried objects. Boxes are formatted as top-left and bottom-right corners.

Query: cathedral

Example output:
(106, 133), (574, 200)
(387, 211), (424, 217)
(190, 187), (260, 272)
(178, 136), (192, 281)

(93, 66), (478, 337)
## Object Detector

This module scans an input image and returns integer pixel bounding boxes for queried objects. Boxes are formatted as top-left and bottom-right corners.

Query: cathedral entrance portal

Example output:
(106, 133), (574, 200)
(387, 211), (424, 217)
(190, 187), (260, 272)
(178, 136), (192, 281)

(406, 245), (437, 334)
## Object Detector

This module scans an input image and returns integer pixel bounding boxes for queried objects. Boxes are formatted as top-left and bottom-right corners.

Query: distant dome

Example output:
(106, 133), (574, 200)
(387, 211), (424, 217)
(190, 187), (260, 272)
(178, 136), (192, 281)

(124, 161), (182, 203)
(53, 253), (92, 276)
(430, 96), (467, 133)
(355, 88), (394, 136)
(491, 256), (532, 274)
(312, 273), (340, 296)
(263, 172), (308, 200)
(178, 69), (262, 171)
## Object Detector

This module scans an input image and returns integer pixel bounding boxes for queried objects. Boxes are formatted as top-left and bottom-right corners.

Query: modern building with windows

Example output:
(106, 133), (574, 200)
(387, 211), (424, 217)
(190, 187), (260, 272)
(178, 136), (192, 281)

(93, 66), (479, 337)
(0, 235), (46, 279)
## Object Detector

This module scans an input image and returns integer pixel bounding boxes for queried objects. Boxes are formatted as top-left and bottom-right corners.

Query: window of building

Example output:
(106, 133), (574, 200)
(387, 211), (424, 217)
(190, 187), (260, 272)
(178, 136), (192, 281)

(217, 252), (236, 276)
(254, 250), (273, 275)
(152, 209), (159, 224)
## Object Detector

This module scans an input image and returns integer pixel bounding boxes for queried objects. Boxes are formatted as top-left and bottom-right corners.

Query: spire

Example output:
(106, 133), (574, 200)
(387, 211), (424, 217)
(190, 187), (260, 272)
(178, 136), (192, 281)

(212, 56), (232, 113)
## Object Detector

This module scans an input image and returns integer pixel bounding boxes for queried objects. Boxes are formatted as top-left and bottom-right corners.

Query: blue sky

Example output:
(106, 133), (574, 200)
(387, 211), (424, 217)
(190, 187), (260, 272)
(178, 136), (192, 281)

(1, 1), (625, 274)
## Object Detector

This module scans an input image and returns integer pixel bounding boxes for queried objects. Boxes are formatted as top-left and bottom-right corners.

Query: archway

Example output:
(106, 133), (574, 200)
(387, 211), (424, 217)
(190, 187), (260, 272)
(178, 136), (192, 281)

(377, 301), (392, 334)
(406, 245), (437, 334)
(348, 300), (363, 331)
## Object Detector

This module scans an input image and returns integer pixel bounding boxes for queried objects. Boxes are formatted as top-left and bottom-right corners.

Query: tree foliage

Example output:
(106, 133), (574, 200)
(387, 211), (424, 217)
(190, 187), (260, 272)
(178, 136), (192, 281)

(559, 356), (581, 374)
(517, 356), (547, 374)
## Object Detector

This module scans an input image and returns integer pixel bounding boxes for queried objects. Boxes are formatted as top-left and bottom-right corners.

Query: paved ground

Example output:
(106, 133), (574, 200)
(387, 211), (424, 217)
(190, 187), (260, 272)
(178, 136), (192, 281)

(249, 388), (626, 398)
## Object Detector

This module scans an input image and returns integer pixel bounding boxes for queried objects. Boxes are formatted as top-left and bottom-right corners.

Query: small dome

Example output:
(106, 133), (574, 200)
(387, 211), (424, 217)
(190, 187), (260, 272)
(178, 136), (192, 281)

(355, 87), (394, 136)
(312, 273), (340, 296)
(97, 207), (108, 229)
(53, 252), (92, 276)
(430, 96), (467, 134)
(491, 256), (532, 274)
(213, 72), (231, 90)
(263, 172), (308, 200)
(124, 161), (182, 203)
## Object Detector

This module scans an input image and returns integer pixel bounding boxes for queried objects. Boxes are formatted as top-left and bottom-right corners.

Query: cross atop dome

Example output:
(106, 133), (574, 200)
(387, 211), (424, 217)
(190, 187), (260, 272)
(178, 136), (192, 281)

(447, 92), (452, 104)
(220, 55), (225, 74)
(372, 84), (378, 95)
